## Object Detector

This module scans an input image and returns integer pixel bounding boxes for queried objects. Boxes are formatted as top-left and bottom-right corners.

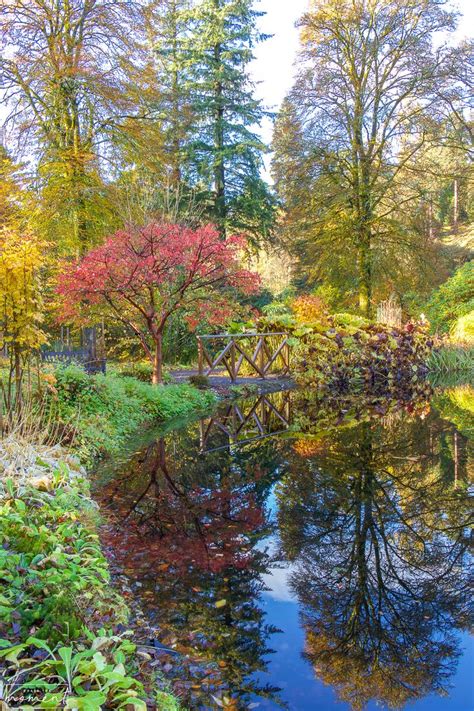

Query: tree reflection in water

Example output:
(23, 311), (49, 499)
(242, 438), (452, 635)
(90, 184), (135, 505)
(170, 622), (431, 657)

(96, 423), (284, 709)
(279, 397), (472, 710)
(95, 387), (472, 711)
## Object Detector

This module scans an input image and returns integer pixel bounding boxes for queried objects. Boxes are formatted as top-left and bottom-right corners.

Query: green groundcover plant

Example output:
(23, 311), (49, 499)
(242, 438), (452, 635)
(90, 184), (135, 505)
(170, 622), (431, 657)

(293, 318), (433, 392)
(0, 463), (180, 709)
(426, 261), (474, 334)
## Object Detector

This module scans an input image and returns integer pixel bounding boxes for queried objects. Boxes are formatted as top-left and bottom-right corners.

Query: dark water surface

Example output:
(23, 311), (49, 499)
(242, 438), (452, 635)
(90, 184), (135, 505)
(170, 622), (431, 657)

(93, 385), (473, 711)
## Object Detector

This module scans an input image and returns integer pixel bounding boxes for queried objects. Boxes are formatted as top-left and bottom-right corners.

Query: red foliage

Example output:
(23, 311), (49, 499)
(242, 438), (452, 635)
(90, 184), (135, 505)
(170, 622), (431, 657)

(57, 222), (260, 381)
(98, 481), (264, 576)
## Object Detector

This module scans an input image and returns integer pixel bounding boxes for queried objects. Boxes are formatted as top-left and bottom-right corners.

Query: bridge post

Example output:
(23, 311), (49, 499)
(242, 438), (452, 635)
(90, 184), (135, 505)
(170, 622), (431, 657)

(259, 336), (265, 376)
(230, 339), (237, 382)
(198, 337), (204, 376)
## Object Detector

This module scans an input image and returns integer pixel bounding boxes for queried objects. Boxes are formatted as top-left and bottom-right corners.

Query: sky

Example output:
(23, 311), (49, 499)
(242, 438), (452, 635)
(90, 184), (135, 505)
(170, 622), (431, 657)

(251, 0), (474, 147)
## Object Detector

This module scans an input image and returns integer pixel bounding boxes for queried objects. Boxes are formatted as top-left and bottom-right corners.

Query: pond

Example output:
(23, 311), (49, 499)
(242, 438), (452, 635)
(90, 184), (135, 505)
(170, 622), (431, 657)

(93, 384), (473, 711)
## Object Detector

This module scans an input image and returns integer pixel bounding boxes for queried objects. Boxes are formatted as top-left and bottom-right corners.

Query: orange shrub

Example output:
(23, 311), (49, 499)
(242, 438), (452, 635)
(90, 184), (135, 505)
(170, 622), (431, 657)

(292, 295), (328, 325)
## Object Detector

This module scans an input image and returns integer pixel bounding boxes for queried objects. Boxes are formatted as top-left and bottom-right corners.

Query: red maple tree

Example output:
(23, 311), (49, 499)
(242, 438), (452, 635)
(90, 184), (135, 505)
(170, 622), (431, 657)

(57, 222), (260, 383)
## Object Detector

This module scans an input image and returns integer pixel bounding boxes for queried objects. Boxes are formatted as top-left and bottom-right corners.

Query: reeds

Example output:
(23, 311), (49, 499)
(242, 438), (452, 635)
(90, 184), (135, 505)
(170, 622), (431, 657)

(0, 393), (74, 447)
(428, 346), (474, 375)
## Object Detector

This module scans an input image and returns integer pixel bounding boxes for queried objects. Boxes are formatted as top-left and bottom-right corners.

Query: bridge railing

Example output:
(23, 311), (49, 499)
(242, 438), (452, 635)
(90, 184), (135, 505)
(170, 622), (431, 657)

(199, 391), (292, 452)
(197, 332), (290, 382)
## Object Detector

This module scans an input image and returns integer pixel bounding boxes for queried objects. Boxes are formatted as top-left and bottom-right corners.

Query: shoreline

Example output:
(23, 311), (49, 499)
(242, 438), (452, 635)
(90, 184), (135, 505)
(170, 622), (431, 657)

(0, 376), (223, 710)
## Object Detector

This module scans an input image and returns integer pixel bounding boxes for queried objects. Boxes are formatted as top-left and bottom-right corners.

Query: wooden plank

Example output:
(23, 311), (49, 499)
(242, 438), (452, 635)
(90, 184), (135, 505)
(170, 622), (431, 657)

(234, 341), (266, 378)
(198, 338), (204, 375)
(201, 342), (214, 369)
(210, 340), (234, 370)
(230, 340), (236, 381)
(263, 397), (290, 427)
(252, 412), (265, 435)
(235, 396), (264, 434)
(263, 337), (288, 374)
(233, 404), (246, 424)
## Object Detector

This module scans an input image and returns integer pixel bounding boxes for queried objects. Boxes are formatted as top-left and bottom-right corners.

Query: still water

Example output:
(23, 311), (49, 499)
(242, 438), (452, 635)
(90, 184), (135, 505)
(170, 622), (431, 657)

(93, 385), (473, 711)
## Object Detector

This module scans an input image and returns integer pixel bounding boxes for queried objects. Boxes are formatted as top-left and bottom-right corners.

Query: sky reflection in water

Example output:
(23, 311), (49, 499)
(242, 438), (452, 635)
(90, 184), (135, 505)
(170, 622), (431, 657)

(94, 385), (473, 711)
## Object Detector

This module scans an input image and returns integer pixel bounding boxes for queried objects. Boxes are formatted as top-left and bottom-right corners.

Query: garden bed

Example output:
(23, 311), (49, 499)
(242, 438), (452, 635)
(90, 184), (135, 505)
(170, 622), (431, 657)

(43, 364), (217, 464)
(0, 436), (180, 709)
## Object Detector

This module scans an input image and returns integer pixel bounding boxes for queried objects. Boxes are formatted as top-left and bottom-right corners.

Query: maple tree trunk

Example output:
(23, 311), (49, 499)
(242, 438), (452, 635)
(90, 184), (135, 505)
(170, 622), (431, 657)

(152, 334), (163, 385)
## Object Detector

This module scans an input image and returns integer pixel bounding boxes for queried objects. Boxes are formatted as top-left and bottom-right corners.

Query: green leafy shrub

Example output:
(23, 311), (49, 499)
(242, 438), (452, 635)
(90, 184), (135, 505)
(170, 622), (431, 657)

(0, 475), (127, 644)
(0, 632), (147, 710)
(295, 322), (433, 392)
(426, 261), (474, 333)
(117, 361), (154, 382)
(332, 312), (372, 329)
(47, 365), (217, 462)
(0, 453), (179, 710)
(259, 302), (296, 332)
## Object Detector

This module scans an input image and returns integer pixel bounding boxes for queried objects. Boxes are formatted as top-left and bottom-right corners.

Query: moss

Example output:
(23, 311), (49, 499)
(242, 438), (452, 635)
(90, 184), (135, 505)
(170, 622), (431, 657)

(188, 374), (211, 389)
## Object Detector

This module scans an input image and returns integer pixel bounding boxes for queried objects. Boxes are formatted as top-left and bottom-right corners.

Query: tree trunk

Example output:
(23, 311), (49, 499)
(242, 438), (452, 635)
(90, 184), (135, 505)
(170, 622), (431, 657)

(428, 197), (434, 240)
(170, 4), (182, 187)
(152, 334), (163, 385)
(14, 344), (22, 411)
(453, 178), (459, 233)
(213, 4), (226, 239)
(358, 233), (372, 318)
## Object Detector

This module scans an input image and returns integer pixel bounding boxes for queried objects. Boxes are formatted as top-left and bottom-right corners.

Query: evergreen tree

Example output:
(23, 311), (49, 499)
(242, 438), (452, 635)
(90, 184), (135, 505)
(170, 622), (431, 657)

(143, 0), (195, 188)
(185, 0), (275, 240)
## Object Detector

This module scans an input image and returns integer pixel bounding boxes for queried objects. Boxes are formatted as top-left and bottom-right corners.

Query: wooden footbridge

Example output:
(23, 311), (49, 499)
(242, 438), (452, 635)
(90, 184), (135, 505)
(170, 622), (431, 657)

(197, 332), (291, 382)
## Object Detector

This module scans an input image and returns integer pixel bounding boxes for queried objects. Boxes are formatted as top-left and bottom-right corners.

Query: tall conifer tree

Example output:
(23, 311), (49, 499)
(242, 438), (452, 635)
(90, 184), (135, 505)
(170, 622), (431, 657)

(185, 0), (274, 240)
(145, 0), (195, 188)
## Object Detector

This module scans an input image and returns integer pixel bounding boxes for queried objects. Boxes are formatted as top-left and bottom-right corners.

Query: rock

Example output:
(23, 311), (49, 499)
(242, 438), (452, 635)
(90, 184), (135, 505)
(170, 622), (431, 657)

(29, 475), (53, 491)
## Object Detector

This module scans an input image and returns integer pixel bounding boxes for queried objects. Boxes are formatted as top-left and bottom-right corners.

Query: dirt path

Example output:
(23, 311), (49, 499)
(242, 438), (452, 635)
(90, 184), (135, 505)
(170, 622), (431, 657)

(170, 368), (295, 395)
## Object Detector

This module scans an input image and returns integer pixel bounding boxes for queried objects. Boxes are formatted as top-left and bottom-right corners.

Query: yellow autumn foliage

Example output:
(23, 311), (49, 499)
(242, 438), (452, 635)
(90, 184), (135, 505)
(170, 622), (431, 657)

(0, 230), (47, 353)
(0, 148), (23, 230)
(292, 294), (329, 325)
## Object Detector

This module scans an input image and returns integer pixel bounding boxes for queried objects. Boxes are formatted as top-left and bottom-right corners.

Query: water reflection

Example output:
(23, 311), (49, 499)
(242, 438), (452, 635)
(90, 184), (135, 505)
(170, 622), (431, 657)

(280, 416), (471, 710)
(94, 386), (473, 711)
(97, 429), (284, 708)
(199, 391), (292, 452)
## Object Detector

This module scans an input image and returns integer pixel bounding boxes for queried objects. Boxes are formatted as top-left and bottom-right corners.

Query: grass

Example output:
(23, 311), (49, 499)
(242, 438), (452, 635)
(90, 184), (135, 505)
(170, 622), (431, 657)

(45, 363), (217, 463)
(428, 345), (474, 376)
